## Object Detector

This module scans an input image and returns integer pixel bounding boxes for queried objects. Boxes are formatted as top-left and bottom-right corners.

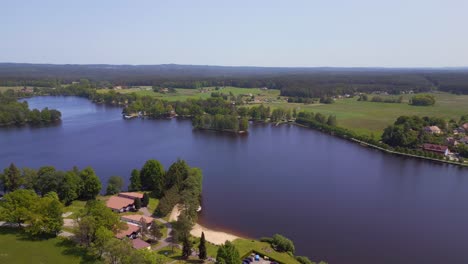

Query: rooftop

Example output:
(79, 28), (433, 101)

(115, 223), (140, 239)
(118, 192), (144, 199)
(132, 238), (151, 250)
(106, 196), (135, 210)
(121, 215), (155, 224)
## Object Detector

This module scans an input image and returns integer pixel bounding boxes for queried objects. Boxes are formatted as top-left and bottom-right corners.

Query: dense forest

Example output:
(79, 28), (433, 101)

(0, 90), (61, 126)
(1, 63), (468, 97)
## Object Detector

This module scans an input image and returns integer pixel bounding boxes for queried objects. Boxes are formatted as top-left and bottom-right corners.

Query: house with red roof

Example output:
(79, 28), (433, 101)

(106, 196), (135, 213)
(422, 143), (450, 156)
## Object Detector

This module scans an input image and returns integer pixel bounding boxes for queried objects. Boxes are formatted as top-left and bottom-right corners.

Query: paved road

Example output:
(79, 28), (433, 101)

(139, 207), (178, 251)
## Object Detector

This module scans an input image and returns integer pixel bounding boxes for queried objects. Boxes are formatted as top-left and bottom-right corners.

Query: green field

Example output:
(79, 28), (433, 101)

(266, 92), (468, 136)
(99, 86), (282, 102)
(0, 228), (93, 264)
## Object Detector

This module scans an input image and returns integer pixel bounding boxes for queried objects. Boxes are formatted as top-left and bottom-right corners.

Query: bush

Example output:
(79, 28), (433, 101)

(271, 234), (295, 253)
(296, 256), (313, 264)
(409, 94), (435, 106)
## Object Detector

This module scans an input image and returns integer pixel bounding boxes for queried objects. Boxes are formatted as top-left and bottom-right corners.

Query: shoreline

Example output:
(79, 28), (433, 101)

(290, 122), (468, 168)
(169, 204), (241, 245)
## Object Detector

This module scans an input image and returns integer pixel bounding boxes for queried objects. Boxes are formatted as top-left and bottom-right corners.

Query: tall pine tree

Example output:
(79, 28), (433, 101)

(198, 232), (207, 260)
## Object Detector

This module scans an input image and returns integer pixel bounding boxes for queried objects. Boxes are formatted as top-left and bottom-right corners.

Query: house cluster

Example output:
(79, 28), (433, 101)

(105, 192), (154, 250)
(420, 123), (468, 158)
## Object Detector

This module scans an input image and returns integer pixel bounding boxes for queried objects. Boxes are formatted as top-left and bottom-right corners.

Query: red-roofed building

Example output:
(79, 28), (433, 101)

(118, 192), (144, 200)
(422, 143), (450, 156)
(132, 238), (151, 250)
(115, 223), (140, 239)
(121, 215), (155, 227)
(106, 196), (135, 213)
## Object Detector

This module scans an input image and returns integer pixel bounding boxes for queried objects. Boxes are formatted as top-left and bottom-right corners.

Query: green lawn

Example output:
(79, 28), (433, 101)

(232, 238), (300, 264)
(63, 200), (87, 216)
(147, 197), (159, 213)
(268, 92), (468, 136)
(0, 227), (96, 264)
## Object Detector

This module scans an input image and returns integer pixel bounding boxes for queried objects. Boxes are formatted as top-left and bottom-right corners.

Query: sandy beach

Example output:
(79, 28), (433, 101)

(169, 204), (240, 245)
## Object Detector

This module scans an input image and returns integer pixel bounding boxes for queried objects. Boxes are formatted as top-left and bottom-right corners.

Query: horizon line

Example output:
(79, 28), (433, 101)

(1, 62), (468, 70)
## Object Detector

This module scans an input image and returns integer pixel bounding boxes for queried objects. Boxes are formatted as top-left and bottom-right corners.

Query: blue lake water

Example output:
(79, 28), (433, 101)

(1, 96), (468, 264)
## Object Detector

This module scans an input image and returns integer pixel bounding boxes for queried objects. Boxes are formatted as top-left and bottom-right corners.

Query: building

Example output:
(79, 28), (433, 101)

(446, 137), (459, 146)
(462, 123), (468, 131)
(423, 126), (442, 134)
(121, 215), (155, 227)
(106, 196), (135, 213)
(422, 143), (450, 156)
(453, 127), (465, 135)
(132, 238), (151, 250)
(459, 136), (468, 145)
(115, 223), (140, 239)
(118, 192), (144, 200)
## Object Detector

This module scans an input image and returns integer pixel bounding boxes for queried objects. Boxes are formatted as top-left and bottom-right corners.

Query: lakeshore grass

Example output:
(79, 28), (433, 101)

(232, 238), (300, 264)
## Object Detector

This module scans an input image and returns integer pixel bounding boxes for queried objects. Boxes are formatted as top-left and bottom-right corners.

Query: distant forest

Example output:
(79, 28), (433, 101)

(1, 63), (468, 97)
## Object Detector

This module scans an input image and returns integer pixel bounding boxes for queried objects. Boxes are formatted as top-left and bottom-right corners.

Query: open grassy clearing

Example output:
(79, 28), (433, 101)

(0, 227), (94, 264)
(266, 92), (468, 136)
(98, 86), (282, 102)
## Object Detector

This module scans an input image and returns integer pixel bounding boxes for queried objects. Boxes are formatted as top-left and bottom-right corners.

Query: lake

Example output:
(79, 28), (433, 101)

(1, 96), (468, 264)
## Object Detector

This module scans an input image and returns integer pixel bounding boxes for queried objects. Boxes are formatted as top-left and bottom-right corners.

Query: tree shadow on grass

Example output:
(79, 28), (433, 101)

(55, 238), (101, 264)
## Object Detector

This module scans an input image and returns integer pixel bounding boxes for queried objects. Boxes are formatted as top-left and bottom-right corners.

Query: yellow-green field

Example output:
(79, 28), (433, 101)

(269, 92), (468, 136)
(98, 86), (282, 102)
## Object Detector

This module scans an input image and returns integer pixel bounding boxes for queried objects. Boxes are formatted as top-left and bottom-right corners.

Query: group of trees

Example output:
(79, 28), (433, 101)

(381, 115), (446, 148)
(192, 114), (248, 132)
(409, 94), (436, 106)
(0, 163), (101, 205)
(0, 189), (63, 236)
(128, 159), (203, 219)
(370, 95), (403, 103)
(296, 112), (337, 127)
(0, 91), (61, 126)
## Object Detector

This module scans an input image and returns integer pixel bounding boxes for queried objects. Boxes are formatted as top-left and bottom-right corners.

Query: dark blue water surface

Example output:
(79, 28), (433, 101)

(1, 96), (468, 264)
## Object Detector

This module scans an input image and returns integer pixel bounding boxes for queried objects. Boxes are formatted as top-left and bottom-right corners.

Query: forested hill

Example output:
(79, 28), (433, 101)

(1, 63), (468, 97)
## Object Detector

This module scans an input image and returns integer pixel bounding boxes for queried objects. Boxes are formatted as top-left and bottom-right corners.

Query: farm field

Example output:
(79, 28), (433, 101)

(265, 92), (468, 136)
(98, 86), (282, 102)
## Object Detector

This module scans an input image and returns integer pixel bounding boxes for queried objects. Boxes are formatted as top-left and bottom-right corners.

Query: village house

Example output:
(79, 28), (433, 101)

(462, 123), (468, 131)
(453, 127), (465, 135)
(422, 143), (450, 156)
(446, 137), (459, 146)
(21, 87), (33, 93)
(131, 238), (151, 250)
(106, 196), (135, 213)
(121, 215), (155, 227)
(118, 192), (144, 200)
(115, 223), (140, 239)
(459, 136), (468, 145)
(423, 126), (442, 135)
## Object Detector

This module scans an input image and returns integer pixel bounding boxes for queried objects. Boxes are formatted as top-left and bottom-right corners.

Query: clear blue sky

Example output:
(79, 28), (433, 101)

(1, 0), (467, 67)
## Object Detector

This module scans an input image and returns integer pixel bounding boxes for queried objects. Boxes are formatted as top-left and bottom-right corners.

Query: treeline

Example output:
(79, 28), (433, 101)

(0, 163), (101, 205)
(193, 114), (249, 132)
(0, 91), (61, 126)
(3, 63), (468, 97)
(409, 94), (436, 106)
